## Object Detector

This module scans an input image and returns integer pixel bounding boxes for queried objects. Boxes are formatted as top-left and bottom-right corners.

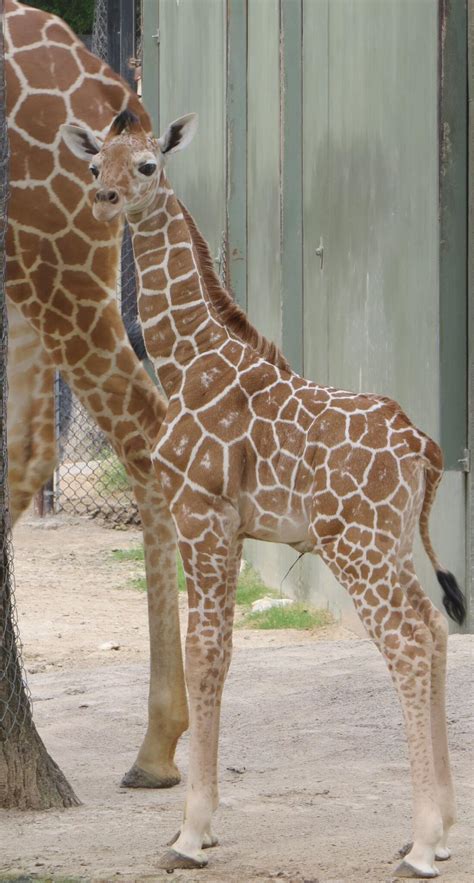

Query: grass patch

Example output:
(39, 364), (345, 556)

(111, 547), (269, 604)
(111, 545), (186, 593)
(112, 546), (144, 563)
(235, 565), (275, 608)
(97, 451), (130, 493)
(240, 604), (333, 631)
(110, 548), (330, 631)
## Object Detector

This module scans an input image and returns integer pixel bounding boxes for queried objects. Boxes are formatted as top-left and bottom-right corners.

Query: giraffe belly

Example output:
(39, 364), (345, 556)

(239, 493), (312, 546)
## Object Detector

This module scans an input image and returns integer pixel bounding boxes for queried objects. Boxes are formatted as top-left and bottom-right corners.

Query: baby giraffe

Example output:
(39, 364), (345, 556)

(62, 111), (465, 879)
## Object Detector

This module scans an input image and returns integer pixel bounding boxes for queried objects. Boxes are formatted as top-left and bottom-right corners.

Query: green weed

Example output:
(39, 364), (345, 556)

(239, 603), (333, 631)
(110, 548), (329, 631)
(235, 566), (276, 608)
(112, 546), (144, 563)
(97, 452), (130, 493)
(111, 545), (186, 593)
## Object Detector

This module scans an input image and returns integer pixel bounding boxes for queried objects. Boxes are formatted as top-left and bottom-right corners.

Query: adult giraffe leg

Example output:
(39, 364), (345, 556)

(320, 537), (442, 879)
(158, 500), (240, 870)
(398, 557), (455, 861)
(122, 487), (188, 788)
(56, 365), (189, 789)
(7, 305), (56, 524)
(8, 270), (187, 787)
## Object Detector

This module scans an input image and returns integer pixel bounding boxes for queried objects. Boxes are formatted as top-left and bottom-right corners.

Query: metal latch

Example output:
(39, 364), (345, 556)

(315, 236), (324, 270)
(152, 30), (160, 45)
(458, 449), (470, 473)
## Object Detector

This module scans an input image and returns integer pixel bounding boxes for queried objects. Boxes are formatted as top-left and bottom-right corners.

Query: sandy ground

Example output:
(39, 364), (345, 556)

(1, 514), (473, 883)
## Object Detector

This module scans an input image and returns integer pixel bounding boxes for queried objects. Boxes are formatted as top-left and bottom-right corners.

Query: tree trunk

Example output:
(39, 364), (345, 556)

(0, 0), (80, 810)
(0, 717), (80, 810)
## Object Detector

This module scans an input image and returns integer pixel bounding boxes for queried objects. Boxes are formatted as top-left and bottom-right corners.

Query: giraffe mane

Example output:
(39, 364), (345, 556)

(106, 109), (142, 140)
(178, 200), (291, 373)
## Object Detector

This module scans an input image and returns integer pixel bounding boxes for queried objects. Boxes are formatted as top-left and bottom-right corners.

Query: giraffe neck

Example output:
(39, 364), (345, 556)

(128, 177), (227, 397)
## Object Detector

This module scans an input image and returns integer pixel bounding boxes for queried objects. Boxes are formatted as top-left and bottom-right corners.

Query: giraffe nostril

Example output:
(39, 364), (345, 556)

(95, 190), (119, 204)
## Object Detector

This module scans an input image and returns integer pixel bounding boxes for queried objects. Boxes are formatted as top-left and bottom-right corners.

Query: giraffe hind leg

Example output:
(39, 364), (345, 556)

(319, 535), (442, 879)
(398, 556), (456, 862)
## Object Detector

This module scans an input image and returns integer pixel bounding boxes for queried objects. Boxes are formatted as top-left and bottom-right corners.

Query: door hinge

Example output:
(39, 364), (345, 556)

(152, 30), (160, 45)
(458, 449), (470, 473)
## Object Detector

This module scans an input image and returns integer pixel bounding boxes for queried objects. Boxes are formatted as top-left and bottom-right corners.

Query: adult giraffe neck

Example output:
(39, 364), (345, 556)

(127, 177), (228, 398)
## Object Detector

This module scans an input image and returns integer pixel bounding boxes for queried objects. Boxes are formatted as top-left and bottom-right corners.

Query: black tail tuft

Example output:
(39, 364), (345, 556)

(126, 318), (147, 361)
(436, 570), (466, 626)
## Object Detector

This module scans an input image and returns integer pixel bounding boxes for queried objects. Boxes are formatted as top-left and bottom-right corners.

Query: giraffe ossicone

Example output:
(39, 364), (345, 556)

(61, 109), (466, 879)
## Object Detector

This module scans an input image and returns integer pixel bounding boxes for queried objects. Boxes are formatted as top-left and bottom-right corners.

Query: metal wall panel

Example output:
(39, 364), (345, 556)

(142, 0), (160, 132)
(142, 0), (469, 629)
(322, 0), (439, 441)
(157, 0), (226, 258)
(252, 0), (467, 628)
(246, 0), (282, 348)
(302, 0), (329, 384)
(281, 0), (303, 374)
(468, 0), (473, 629)
(226, 0), (248, 310)
(439, 0), (468, 470)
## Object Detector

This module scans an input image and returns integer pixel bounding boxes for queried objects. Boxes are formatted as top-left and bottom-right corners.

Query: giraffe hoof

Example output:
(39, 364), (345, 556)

(167, 830), (218, 849)
(157, 848), (208, 870)
(394, 859), (439, 878)
(120, 762), (180, 789)
(399, 843), (451, 863)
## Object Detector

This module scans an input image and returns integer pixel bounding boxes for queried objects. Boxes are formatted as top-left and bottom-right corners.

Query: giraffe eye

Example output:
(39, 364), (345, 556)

(90, 165), (99, 178)
(138, 163), (156, 177)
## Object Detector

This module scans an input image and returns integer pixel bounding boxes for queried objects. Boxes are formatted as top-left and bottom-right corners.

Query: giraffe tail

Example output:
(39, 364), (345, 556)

(419, 449), (466, 626)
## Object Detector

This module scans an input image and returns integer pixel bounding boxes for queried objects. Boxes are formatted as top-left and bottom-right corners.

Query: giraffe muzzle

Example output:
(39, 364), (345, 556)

(95, 189), (119, 204)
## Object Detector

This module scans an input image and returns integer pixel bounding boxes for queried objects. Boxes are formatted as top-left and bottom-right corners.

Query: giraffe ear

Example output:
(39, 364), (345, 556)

(158, 113), (198, 155)
(60, 125), (103, 161)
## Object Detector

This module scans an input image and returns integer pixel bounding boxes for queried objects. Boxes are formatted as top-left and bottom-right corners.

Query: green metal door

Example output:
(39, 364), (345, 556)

(143, 0), (226, 259)
(141, 0), (470, 630)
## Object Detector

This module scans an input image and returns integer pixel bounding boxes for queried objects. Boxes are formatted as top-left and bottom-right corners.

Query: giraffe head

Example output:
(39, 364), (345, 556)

(61, 110), (198, 222)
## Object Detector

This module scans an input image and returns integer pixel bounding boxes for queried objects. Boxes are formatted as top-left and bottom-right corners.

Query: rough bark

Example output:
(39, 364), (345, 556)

(0, 717), (80, 810)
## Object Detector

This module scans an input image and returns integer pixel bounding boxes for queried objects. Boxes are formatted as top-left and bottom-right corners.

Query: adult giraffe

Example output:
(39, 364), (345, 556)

(4, 0), (285, 793)
(62, 110), (466, 879)
(4, 0), (187, 790)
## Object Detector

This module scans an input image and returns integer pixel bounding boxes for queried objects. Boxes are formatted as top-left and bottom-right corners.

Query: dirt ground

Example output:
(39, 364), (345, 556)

(1, 514), (472, 883)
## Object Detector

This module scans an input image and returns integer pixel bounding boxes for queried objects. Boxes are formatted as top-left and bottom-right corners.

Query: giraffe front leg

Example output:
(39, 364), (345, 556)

(165, 538), (243, 853)
(158, 502), (240, 870)
(122, 484), (188, 789)
(158, 629), (227, 870)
